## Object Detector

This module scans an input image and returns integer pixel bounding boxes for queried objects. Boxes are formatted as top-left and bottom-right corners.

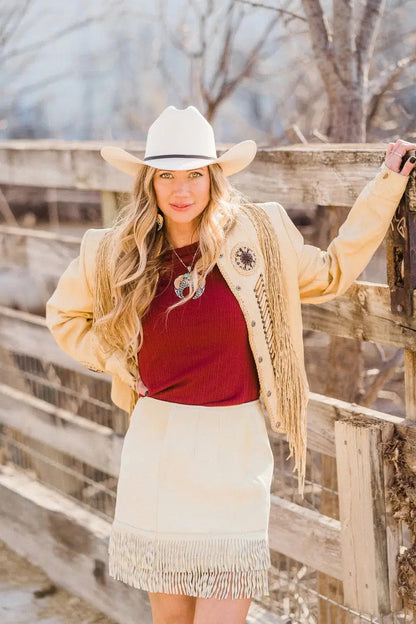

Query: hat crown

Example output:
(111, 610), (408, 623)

(145, 105), (217, 160)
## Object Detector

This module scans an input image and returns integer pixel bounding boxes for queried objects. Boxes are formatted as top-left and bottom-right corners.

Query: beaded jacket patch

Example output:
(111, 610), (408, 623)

(230, 243), (257, 275)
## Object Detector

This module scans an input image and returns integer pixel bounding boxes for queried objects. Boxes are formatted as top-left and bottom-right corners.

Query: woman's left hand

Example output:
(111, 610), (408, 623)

(385, 139), (416, 176)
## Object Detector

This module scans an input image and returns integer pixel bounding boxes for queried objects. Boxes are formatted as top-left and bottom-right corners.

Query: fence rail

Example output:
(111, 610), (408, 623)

(0, 142), (415, 624)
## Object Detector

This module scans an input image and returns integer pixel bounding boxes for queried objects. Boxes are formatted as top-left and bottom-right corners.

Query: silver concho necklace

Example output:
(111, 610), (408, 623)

(170, 243), (205, 300)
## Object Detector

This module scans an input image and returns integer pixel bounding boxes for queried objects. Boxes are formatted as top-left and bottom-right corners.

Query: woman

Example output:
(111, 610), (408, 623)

(45, 105), (415, 624)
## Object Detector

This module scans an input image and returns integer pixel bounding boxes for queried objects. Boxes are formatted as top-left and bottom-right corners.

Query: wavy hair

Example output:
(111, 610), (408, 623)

(92, 163), (311, 496)
(92, 163), (250, 372)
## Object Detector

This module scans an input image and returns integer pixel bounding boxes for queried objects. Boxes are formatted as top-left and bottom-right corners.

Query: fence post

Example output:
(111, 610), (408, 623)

(385, 158), (416, 616)
(386, 150), (416, 318)
(335, 417), (391, 616)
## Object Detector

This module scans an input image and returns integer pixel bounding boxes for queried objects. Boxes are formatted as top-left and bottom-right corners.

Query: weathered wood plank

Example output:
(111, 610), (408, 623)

(404, 350), (416, 421)
(3, 368), (414, 479)
(0, 305), (120, 425)
(0, 388), (343, 579)
(381, 422), (404, 612)
(395, 418), (416, 471)
(0, 226), (81, 284)
(0, 464), (298, 624)
(0, 464), (152, 624)
(302, 281), (416, 350)
(0, 304), (99, 377)
(0, 384), (123, 475)
(0, 142), (391, 205)
(335, 419), (390, 616)
(277, 391), (403, 459)
(1, 302), (412, 455)
(3, 305), (416, 464)
(268, 495), (342, 580)
(3, 226), (416, 349)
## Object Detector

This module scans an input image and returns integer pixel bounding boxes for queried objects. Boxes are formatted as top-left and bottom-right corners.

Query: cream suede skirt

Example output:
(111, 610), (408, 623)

(108, 395), (274, 600)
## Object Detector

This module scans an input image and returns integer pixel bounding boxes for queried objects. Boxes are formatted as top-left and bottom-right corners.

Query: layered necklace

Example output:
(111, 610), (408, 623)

(170, 242), (205, 300)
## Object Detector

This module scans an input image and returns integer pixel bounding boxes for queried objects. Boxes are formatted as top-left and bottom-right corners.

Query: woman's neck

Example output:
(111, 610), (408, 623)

(164, 226), (199, 249)
(161, 210), (202, 248)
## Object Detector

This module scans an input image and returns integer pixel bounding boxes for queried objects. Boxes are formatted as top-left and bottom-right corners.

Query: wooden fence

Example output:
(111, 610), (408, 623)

(0, 141), (415, 623)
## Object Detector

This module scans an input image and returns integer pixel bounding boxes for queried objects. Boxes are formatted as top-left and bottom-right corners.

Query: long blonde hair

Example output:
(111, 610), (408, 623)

(92, 163), (249, 371)
(93, 162), (310, 497)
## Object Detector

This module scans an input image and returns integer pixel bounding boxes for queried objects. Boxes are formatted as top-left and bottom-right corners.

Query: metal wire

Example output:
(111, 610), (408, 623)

(0, 347), (413, 624)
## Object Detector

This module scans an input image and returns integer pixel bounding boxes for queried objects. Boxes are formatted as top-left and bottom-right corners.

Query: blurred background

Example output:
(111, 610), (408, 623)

(1, 0), (415, 144)
(1, 2), (416, 623)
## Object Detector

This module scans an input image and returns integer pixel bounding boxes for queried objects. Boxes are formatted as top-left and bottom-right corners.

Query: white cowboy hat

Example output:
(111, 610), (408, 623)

(100, 105), (257, 177)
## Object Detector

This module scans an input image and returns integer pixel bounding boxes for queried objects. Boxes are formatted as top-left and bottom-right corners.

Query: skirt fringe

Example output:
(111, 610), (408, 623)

(108, 396), (274, 599)
(108, 520), (270, 599)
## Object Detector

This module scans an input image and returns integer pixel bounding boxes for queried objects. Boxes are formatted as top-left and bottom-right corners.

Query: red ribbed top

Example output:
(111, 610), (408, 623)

(137, 241), (260, 405)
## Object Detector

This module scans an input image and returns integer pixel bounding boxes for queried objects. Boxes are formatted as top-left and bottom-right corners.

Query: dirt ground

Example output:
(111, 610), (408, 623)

(0, 539), (117, 624)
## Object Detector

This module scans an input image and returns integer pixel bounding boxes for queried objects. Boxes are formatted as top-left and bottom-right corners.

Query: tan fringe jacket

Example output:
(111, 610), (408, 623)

(45, 161), (409, 496)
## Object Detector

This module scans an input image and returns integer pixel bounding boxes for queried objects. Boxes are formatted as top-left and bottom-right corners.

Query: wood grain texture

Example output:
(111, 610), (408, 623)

(381, 422), (404, 612)
(0, 142), (390, 204)
(0, 384), (123, 476)
(0, 464), (153, 624)
(3, 304), (415, 463)
(3, 227), (416, 348)
(268, 494), (342, 580)
(404, 349), (416, 421)
(335, 419), (390, 616)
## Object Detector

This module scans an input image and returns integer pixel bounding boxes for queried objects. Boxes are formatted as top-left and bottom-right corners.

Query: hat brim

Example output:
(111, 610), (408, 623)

(100, 140), (257, 178)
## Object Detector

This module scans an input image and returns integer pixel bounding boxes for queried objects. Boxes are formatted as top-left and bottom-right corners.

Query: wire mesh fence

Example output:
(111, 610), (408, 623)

(0, 346), (414, 623)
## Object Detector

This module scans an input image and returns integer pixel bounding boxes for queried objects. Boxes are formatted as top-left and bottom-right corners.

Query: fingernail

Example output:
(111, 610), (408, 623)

(410, 156), (416, 163)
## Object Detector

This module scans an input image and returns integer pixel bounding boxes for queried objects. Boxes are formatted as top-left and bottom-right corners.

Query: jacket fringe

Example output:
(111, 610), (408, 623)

(108, 521), (270, 599)
(240, 204), (310, 499)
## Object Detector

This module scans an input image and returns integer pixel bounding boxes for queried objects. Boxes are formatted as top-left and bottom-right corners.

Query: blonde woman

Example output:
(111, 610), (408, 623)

(45, 105), (415, 624)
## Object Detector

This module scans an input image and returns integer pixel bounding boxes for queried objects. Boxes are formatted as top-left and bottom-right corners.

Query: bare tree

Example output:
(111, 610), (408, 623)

(219, 1), (415, 619)
(0, 0), (128, 132)
(156, 0), (296, 122)
(301, 0), (384, 142)
(236, 0), (416, 143)
(298, 2), (414, 619)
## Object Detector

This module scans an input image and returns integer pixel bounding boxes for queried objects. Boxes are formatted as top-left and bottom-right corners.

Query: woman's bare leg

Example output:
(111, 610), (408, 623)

(193, 576), (253, 624)
(147, 591), (196, 624)
(193, 595), (252, 624)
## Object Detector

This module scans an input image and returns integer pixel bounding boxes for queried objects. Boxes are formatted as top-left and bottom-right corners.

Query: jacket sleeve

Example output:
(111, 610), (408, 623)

(45, 228), (107, 372)
(276, 161), (409, 304)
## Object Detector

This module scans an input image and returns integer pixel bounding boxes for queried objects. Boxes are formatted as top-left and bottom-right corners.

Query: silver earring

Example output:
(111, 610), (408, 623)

(156, 213), (164, 231)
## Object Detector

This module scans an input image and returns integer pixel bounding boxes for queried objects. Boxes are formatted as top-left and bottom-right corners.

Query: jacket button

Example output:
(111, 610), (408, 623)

(258, 356), (263, 363)
(236, 285), (241, 291)
(219, 253), (224, 258)
(382, 172), (389, 179)
(267, 390), (271, 397)
(251, 320), (256, 327)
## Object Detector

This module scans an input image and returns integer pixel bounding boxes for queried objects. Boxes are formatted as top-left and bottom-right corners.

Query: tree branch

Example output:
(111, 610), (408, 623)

(209, 11), (280, 112)
(367, 52), (416, 127)
(359, 347), (403, 408)
(333, 0), (355, 88)
(356, 0), (386, 70)
(208, 2), (243, 94)
(1, 9), (115, 63)
(235, 0), (307, 22)
(300, 0), (337, 92)
(0, 0), (33, 50)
